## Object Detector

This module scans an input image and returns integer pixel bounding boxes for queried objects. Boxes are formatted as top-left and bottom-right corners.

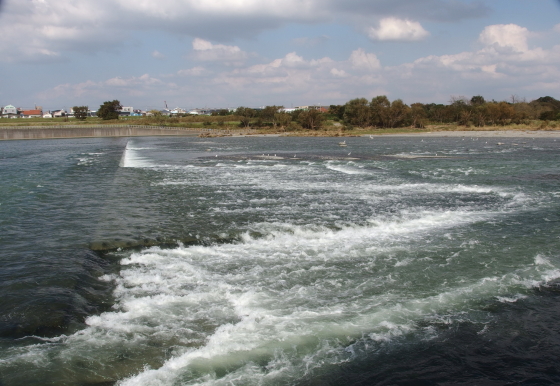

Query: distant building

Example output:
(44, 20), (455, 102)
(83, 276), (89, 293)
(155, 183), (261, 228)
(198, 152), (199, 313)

(1, 105), (18, 118)
(119, 106), (133, 116)
(170, 107), (186, 116)
(21, 109), (43, 118)
(290, 105), (329, 113)
(188, 108), (213, 115)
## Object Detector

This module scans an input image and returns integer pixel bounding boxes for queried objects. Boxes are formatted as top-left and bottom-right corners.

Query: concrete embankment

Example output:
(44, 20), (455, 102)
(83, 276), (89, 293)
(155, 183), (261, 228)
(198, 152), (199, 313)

(0, 125), (205, 140)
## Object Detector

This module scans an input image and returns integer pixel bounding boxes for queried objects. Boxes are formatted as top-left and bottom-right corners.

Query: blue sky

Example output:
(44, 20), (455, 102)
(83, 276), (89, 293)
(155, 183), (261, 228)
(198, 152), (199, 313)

(1, 0), (559, 111)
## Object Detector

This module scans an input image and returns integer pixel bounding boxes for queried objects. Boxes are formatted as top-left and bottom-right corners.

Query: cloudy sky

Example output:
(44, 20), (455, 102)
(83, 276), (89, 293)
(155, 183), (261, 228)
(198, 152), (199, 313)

(1, 0), (560, 111)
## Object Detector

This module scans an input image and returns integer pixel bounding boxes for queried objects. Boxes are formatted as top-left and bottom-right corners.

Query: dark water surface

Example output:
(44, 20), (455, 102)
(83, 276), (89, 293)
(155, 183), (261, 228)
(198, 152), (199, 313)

(0, 136), (559, 385)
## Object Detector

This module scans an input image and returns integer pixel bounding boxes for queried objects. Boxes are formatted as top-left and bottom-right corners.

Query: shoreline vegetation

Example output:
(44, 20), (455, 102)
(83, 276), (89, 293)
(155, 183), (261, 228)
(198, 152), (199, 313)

(2, 94), (560, 139)
(1, 123), (559, 141)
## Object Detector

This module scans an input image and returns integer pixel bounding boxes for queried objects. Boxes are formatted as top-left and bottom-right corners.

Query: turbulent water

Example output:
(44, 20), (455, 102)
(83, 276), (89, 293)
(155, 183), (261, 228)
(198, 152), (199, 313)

(1, 135), (559, 385)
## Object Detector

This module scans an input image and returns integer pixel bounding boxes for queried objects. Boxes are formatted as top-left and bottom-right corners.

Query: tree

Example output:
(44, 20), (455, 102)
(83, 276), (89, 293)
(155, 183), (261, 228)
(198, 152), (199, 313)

(370, 95), (390, 127)
(386, 99), (410, 128)
(212, 109), (230, 116)
(328, 105), (345, 120)
(486, 102), (515, 125)
(410, 103), (427, 128)
(470, 95), (486, 106)
(343, 98), (371, 128)
(261, 105), (283, 128)
(73, 106), (88, 120)
(298, 109), (324, 130)
(97, 100), (122, 120)
(236, 107), (255, 127)
(274, 112), (292, 129)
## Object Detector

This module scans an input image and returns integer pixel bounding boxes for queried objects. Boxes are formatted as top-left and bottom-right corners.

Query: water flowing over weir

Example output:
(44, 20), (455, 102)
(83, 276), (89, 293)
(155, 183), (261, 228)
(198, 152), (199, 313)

(1, 136), (560, 385)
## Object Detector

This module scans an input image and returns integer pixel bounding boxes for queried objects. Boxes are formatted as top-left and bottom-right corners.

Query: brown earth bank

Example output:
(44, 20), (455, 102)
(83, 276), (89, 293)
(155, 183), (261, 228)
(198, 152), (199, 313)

(1, 124), (559, 140)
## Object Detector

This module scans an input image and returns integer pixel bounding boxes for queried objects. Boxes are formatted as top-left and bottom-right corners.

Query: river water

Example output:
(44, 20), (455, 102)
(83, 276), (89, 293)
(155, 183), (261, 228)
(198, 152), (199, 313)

(1, 135), (559, 385)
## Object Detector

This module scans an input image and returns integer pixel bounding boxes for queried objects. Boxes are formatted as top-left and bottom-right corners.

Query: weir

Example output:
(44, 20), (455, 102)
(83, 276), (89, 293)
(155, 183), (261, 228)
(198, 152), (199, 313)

(0, 125), (207, 140)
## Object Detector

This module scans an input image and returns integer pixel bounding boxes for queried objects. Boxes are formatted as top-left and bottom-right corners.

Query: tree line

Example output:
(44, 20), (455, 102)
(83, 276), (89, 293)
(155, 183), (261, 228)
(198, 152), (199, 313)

(328, 95), (560, 130)
(74, 96), (560, 130)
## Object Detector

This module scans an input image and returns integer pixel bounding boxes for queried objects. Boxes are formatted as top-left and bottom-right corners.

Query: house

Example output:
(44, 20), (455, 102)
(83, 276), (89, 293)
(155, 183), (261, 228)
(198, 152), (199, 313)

(52, 109), (66, 117)
(119, 106), (133, 116)
(1, 104), (18, 118)
(170, 107), (186, 116)
(43, 112), (53, 118)
(21, 109), (43, 118)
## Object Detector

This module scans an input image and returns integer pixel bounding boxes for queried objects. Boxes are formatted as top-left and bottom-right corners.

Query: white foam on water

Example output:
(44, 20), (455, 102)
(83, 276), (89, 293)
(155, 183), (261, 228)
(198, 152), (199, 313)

(114, 243), (560, 386)
(100, 211), (555, 385)
(120, 141), (156, 168)
(496, 294), (528, 303)
(3, 206), (558, 385)
(325, 162), (373, 175)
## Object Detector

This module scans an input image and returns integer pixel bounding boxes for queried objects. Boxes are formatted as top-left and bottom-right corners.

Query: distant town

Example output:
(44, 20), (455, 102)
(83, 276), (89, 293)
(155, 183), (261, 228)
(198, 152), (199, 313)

(1, 95), (559, 132)
(0, 104), (328, 119)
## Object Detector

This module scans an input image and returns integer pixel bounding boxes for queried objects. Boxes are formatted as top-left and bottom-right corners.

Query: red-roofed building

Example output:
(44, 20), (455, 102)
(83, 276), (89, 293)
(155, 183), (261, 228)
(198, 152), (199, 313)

(21, 109), (43, 118)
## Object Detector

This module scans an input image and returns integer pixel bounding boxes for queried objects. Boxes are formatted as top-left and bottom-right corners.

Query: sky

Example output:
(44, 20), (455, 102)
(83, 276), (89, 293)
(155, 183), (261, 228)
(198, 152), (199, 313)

(1, 0), (560, 111)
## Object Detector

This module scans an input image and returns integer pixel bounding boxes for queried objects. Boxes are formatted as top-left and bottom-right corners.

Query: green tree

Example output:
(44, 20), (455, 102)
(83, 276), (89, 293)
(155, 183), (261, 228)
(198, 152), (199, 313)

(72, 106), (88, 120)
(97, 100), (122, 120)
(236, 107), (255, 128)
(328, 105), (345, 120)
(386, 99), (410, 128)
(211, 109), (230, 116)
(298, 109), (324, 130)
(410, 103), (427, 128)
(343, 98), (371, 128)
(470, 95), (486, 106)
(261, 106), (283, 128)
(274, 112), (292, 129)
(370, 95), (390, 127)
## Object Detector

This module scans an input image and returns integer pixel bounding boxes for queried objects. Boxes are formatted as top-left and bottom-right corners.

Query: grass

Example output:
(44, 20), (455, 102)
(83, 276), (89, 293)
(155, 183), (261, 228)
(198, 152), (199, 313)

(1, 117), (558, 136)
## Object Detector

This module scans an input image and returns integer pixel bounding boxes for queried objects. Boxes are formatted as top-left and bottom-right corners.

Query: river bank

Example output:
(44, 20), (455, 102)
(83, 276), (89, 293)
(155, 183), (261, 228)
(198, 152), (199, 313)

(377, 129), (560, 138)
(1, 124), (559, 140)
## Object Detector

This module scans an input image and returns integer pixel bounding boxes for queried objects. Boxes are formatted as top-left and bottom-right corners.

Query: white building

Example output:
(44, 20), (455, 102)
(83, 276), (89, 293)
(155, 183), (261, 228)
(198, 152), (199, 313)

(1, 105), (18, 118)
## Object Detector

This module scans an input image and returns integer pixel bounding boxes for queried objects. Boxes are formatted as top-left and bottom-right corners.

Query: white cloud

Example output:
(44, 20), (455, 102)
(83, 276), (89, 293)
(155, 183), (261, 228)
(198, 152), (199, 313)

(191, 38), (248, 64)
(30, 20), (560, 109)
(0, 0), (485, 62)
(0, 0), (119, 62)
(330, 68), (348, 77)
(152, 51), (165, 59)
(368, 18), (429, 41)
(479, 24), (529, 52)
(349, 48), (381, 70)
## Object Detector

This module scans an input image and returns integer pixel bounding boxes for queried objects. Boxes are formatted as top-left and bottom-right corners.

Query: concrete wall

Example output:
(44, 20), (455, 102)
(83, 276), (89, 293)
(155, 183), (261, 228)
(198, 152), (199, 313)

(0, 126), (203, 140)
